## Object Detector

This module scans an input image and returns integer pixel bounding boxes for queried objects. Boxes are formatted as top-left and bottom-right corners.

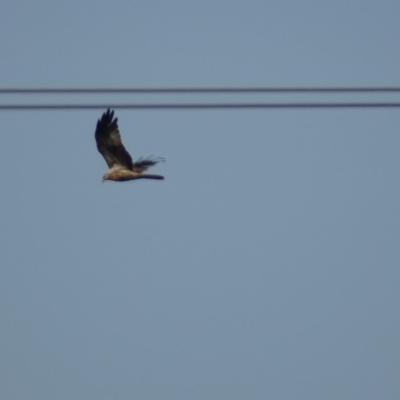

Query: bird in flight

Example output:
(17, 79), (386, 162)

(95, 109), (165, 182)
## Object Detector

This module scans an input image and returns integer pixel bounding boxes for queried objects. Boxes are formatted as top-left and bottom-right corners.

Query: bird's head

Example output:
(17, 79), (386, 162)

(102, 173), (109, 182)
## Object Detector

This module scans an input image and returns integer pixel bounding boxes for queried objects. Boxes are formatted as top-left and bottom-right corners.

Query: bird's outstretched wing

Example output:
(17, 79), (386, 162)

(95, 109), (133, 169)
(132, 156), (165, 173)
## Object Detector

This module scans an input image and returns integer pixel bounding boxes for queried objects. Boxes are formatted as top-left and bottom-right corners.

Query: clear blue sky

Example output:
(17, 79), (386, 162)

(1, 1), (399, 399)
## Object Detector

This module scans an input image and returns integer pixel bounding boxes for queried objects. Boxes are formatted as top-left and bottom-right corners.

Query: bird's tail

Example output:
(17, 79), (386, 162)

(139, 174), (164, 180)
(132, 156), (165, 173)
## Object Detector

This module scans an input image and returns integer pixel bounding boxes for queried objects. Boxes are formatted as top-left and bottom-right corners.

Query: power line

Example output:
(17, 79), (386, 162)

(1, 102), (400, 110)
(1, 86), (400, 94)
(2, 86), (399, 109)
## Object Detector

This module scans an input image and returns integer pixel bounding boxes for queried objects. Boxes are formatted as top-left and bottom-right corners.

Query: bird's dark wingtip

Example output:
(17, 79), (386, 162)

(97, 108), (117, 129)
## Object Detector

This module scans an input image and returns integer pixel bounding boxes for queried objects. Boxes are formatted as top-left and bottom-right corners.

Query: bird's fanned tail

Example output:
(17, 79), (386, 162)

(132, 156), (165, 173)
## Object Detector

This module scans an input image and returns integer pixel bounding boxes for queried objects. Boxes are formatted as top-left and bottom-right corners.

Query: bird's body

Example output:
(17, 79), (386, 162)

(102, 166), (164, 181)
(95, 109), (164, 182)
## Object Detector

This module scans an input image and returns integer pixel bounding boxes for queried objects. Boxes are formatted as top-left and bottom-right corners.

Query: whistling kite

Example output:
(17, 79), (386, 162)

(95, 109), (165, 182)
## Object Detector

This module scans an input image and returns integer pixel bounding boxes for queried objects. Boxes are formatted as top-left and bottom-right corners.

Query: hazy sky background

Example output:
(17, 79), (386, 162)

(1, 1), (399, 399)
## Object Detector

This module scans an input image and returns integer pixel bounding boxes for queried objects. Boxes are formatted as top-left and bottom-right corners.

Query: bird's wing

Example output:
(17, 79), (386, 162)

(131, 156), (165, 173)
(95, 109), (133, 169)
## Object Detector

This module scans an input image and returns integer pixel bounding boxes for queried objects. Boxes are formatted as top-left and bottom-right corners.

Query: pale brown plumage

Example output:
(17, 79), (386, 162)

(95, 109), (165, 182)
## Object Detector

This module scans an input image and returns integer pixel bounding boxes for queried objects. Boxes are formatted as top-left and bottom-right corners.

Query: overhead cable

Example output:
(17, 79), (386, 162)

(1, 86), (400, 94)
(1, 102), (400, 110)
